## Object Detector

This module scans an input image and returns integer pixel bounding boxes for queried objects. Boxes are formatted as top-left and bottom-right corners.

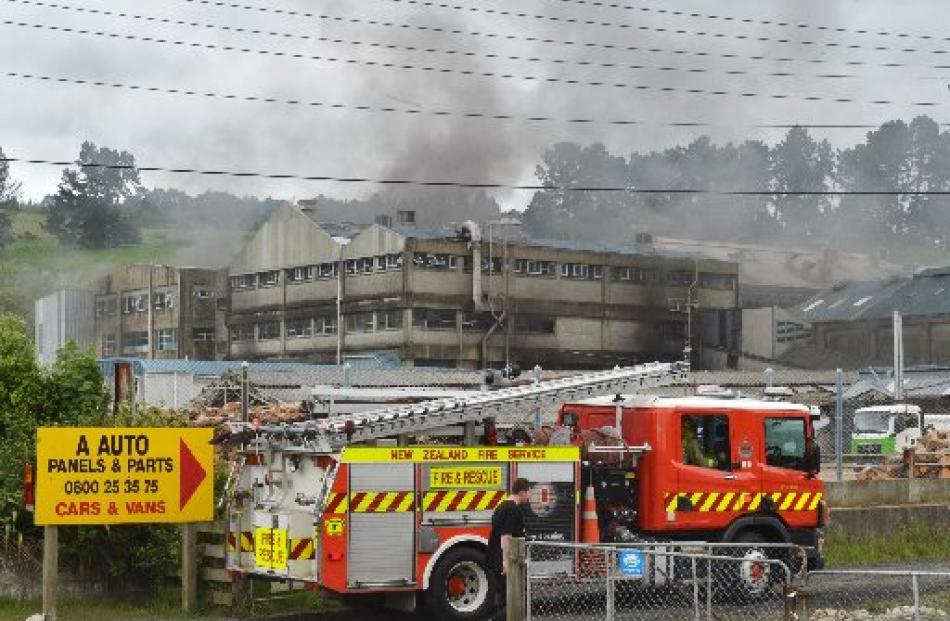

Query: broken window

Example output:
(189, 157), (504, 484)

(386, 254), (403, 270)
(514, 315), (555, 334)
(345, 259), (360, 275)
(286, 318), (313, 338)
(121, 331), (149, 353)
(345, 312), (375, 333)
(258, 271), (280, 287)
(193, 327), (215, 342)
(95, 295), (117, 317)
(258, 321), (280, 340)
(230, 274), (255, 290)
(413, 308), (457, 330)
(379, 310), (404, 331)
(318, 263), (338, 279)
(153, 291), (174, 310)
(230, 325), (253, 342)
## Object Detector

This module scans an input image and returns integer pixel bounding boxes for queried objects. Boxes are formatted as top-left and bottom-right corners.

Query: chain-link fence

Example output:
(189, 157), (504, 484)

(802, 570), (950, 620)
(525, 541), (796, 621)
(817, 392), (950, 481)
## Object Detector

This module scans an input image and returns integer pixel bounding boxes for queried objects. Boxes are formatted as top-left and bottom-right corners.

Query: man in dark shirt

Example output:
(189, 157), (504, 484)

(487, 477), (530, 621)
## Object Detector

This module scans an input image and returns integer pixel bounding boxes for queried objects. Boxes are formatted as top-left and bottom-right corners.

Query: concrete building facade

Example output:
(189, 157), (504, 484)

(91, 264), (228, 360)
(227, 204), (739, 369)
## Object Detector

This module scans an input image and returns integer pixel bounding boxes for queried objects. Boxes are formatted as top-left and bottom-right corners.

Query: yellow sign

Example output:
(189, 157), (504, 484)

(429, 466), (503, 489)
(343, 446), (580, 463)
(325, 517), (345, 537)
(254, 528), (288, 569)
(35, 428), (214, 526)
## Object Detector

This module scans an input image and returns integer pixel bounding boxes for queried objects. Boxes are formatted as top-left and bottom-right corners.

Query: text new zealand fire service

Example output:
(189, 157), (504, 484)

(35, 428), (214, 525)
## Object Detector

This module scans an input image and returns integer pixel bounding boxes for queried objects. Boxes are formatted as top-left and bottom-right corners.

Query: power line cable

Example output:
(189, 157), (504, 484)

(5, 156), (950, 195)
(11, 0), (907, 85)
(183, 0), (950, 75)
(378, 0), (950, 59)
(3, 19), (944, 108)
(546, 0), (950, 46)
(8, 69), (940, 130)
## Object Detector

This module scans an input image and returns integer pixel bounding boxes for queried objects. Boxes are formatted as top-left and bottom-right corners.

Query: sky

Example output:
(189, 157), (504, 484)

(1, 0), (948, 208)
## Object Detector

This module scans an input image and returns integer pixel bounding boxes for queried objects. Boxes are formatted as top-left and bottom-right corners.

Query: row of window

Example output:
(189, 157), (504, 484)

(230, 311), (560, 341)
(100, 328), (216, 356)
(231, 255), (405, 290)
(95, 286), (216, 317)
(231, 256), (735, 290)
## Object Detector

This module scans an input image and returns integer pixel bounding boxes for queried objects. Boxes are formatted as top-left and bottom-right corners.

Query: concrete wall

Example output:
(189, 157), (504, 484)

(229, 204), (340, 273)
(828, 504), (948, 539)
(824, 479), (950, 508)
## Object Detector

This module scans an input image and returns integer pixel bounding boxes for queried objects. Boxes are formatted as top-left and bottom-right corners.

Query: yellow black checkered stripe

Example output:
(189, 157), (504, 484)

(288, 538), (315, 560)
(227, 531), (255, 552)
(664, 491), (823, 513)
(421, 490), (506, 512)
(325, 491), (416, 513)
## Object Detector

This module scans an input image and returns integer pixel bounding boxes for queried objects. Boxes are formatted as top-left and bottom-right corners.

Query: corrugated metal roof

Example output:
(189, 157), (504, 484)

(98, 358), (335, 378)
(792, 269), (950, 323)
(843, 366), (950, 400)
(791, 278), (909, 323)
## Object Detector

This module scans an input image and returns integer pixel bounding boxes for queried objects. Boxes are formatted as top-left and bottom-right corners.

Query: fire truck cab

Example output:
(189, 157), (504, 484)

(557, 394), (826, 568)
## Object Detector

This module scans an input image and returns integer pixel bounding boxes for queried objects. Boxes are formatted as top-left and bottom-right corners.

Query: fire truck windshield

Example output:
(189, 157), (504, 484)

(764, 417), (807, 471)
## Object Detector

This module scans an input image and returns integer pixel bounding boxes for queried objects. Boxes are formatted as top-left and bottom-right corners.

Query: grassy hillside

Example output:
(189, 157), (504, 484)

(0, 211), (182, 322)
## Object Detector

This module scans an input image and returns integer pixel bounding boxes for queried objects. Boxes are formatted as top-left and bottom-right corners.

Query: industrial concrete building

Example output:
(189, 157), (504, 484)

(226, 204), (739, 368)
(91, 264), (228, 360)
(789, 268), (950, 368)
(34, 288), (95, 365)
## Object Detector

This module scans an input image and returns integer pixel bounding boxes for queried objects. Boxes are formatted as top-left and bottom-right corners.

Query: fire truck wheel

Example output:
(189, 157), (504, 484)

(425, 547), (493, 621)
(724, 532), (775, 603)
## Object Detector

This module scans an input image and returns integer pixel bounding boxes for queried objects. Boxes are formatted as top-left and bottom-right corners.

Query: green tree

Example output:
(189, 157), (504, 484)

(0, 313), (46, 532)
(44, 341), (110, 427)
(0, 145), (21, 246)
(523, 142), (632, 240)
(45, 141), (142, 248)
(770, 127), (836, 240)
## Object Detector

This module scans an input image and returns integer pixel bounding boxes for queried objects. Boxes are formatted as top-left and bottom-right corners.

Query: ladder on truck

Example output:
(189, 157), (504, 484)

(228, 361), (688, 453)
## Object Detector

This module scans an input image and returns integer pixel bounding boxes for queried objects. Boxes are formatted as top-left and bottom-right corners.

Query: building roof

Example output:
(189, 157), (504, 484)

(98, 358), (329, 378)
(791, 268), (950, 324)
(843, 366), (950, 400)
(650, 237), (904, 291)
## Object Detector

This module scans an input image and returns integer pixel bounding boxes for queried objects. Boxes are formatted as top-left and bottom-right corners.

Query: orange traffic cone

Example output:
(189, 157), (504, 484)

(581, 484), (600, 543)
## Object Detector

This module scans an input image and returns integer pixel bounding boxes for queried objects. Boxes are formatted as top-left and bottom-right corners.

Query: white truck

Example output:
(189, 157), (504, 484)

(851, 404), (950, 455)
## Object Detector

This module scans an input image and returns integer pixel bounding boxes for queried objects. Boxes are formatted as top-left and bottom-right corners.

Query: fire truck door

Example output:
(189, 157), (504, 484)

(759, 415), (822, 529)
(347, 463), (416, 587)
(672, 412), (758, 531)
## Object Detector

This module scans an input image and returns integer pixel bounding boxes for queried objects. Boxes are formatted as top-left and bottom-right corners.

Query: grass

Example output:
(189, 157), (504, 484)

(825, 520), (950, 567)
(0, 220), (183, 320)
(0, 583), (338, 621)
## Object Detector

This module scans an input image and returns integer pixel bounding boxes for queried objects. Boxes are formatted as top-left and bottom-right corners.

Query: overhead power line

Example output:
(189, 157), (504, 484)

(13, 0), (909, 85)
(378, 0), (950, 59)
(8, 69), (940, 130)
(4, 19), (944, 108)
(5, 156), (950, 195)
(547, 0), (950, 46)
(184, 0), (950, 75)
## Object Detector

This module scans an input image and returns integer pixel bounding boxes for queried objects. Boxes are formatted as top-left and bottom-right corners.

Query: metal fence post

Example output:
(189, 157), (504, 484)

(507, 538), (527, 621)
(835, 368), (844, 481)
(912, 573), (920, 621)
(706, 557), (712, 620)
(691, 556), (700, 621)
(606, 548), (615, 621)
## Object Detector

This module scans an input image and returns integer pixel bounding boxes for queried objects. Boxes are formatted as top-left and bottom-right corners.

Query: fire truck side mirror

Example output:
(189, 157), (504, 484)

(804, 439), (821, 477)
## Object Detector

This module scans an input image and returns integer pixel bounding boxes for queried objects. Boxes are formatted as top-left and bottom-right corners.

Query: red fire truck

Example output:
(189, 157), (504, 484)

(224, 362), (825, 620)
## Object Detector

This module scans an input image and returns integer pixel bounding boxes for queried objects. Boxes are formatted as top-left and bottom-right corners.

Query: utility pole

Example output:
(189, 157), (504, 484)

(893, 310), (904, 401)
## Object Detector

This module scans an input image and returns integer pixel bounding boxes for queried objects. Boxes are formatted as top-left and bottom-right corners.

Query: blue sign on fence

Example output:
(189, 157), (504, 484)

(618, 549), (645, 577)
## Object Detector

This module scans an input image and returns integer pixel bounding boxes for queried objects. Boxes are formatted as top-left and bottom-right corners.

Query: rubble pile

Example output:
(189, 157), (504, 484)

(190, 400), (306, 432)
(857, 430), (950, 481)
